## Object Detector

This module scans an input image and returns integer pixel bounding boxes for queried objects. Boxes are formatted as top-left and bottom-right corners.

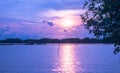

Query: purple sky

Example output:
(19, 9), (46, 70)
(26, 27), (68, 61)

(0, 0), (93, 39)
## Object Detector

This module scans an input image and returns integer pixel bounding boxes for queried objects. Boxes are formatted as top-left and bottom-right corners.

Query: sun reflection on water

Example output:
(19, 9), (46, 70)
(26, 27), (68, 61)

(52, 44), (83, 73)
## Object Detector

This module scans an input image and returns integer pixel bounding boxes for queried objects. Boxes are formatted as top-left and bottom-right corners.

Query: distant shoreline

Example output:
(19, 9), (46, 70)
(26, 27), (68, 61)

(0, 38), (113, 45)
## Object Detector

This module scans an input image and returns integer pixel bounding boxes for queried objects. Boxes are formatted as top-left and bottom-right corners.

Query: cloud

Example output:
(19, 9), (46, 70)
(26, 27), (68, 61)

(0, 17), (57, 39)
(40, 9), (86, 18)
(47, 22), (54, 26)
(42, 20), (54, 26)
(0, 17), (54, 26)
(0, 0), (85, 20)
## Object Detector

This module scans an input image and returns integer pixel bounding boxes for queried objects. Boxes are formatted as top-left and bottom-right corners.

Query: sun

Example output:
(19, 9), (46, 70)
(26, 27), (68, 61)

(53, 16), (82, 30)
(62, 19), (74, 28)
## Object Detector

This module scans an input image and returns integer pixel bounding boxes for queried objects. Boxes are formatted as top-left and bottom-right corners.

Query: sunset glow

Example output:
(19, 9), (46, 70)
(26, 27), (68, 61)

(62, 18), (75, 28)
(53, 15), (82, 31)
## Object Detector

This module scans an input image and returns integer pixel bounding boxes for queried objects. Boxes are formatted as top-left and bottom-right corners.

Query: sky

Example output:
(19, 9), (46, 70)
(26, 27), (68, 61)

(0, 0), (93, 39)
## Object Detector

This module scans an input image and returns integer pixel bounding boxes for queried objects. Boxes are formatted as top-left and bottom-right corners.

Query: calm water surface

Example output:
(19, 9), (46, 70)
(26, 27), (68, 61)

(0, 44), (120, 73)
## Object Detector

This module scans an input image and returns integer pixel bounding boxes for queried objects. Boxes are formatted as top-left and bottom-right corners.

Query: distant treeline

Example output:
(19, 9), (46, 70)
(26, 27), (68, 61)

(0, 38), (113, 45)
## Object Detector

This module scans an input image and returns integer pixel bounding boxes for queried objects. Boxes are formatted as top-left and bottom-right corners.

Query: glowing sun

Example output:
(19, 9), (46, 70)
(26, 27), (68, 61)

(62, 19), (75, 28)
(54, 16), (82, 30)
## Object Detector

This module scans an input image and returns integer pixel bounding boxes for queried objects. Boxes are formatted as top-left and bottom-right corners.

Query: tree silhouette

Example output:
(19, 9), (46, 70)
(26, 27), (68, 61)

(81, 0), (120, 54)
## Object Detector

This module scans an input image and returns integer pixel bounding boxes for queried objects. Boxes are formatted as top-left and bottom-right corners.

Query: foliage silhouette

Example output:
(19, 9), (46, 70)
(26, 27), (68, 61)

(81, 0), (120, 54)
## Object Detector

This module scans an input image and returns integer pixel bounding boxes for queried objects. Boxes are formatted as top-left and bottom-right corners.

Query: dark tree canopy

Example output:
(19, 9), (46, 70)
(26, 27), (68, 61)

(81, 0), (120, 54)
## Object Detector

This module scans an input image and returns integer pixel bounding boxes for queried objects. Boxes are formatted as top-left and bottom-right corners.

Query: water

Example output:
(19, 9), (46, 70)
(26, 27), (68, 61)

(0, 44), (120, 73)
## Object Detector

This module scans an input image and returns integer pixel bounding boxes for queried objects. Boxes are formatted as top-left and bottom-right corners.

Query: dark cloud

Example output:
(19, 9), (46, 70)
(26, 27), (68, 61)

(42, 20), (54, 26)
(47, 22), (54, 26)
(25, 21), (42, 24)
(0, 28), (10, 36)
(64, 29), (68, 32)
